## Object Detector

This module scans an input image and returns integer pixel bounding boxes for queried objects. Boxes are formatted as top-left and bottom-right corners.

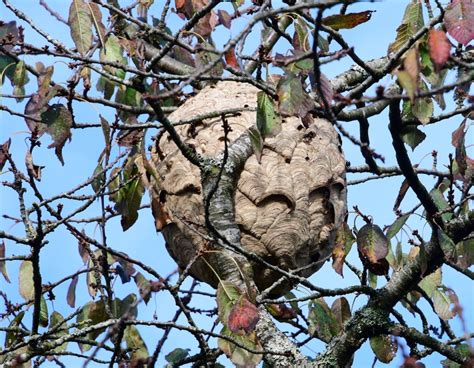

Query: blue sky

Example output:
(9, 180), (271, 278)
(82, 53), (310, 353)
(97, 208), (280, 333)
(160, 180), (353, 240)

(1, 0), (472, 367)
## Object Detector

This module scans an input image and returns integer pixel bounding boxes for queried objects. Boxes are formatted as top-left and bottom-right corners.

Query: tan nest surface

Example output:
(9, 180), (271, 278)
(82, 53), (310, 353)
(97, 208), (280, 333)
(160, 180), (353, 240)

(152, 81), (347, 296)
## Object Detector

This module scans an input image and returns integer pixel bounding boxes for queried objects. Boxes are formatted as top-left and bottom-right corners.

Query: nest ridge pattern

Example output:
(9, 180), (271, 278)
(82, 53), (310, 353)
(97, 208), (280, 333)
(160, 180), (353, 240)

(152, 81), (347, 295)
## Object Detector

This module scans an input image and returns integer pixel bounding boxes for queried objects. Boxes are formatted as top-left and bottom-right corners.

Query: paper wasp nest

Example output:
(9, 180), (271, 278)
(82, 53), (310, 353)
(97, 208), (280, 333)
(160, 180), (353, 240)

(152, 81), (347, 296)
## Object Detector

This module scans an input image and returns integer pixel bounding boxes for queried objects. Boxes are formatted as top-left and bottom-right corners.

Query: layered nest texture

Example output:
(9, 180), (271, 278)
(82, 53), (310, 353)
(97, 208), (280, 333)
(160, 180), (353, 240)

(152, 81), (347, 295)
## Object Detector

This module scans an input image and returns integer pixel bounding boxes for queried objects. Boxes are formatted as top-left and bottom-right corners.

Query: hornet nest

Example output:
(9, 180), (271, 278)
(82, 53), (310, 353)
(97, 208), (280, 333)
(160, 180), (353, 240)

(151, 81), (347, 296)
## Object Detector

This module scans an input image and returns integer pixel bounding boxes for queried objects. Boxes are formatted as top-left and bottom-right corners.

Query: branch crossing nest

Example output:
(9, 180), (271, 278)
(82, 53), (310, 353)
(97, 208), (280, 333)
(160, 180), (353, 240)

(151, 81), (347, 296)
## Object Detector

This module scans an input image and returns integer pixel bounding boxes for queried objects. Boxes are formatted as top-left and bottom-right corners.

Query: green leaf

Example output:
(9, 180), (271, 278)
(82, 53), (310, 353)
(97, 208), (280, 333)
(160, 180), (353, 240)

(76, 300), (109, 351)
(196, 42), (224, 78)
(91, 163), (105, 194)
(68, 0), (93, 55)
(5, 311), (25, 348)
(108, 167), (121, 202)
(218, 326), (262, 368)
(293, 18), (310, 51)
(369, 335), (397, 363)
(89, 2), (106, 49)
(397, 70), (417, 102)
(419, 268), (441, 297)
(41, 104), (73, 165)
(284, 292), (301, 313)
(0, 241), (10, 283)
(368, 271), (378, 288)
(36, 62), (55, 100)
(134, 272), (152, 304)
(97, 76), (116, 100)
(13, 60), (28, 87)
(429, 188), (453, 222)
(19, 260), (34, 301)
(13, 85), (25, 102)
(308, 298), (339, 342)
(441, 344), (471, 367)
(86, 259), (99, 299)
(50, 311), (69, 353)
(100, 34), (127, 79)
(0, 21), (18, 84)
(256, 91), (281, 137)
(437, 229), (456, 260)
(455, 238), (474, 269)
(165, 348), (190, 363)
(114, 174), (144, 231)
(322, 11), (373, 30)
(248, 126), (263, 163)
(388, 0), (424, 54)
(396, 241), (404, 269)
(115, 86), (142, 122)
(117, 293), (138, 319)
(100, 115), (111, 156)
(412, 96), (434, 125)
(39, 295), (49, 327)
(400, 125), (426, 150)
(432, 287), (455, 320)
(386, 214), (409, 240)
(411, 80), (434, 125)
(277, 73), (313, 118)
(0, 54), (16, 85)
(124, 325), (149, 361)
(217, 280), (242, 324)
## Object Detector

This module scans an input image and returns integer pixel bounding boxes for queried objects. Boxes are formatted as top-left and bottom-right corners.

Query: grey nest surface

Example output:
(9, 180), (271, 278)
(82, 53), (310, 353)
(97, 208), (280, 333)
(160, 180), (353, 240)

(151, 81), (347, 296)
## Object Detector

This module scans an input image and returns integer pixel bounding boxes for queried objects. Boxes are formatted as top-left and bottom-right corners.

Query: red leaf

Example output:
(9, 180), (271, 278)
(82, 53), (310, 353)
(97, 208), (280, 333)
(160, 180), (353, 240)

(428, 29), (451, 70)
(175, 0), (186, 13)
(444, 0), (474, 46)
(227, 296), (260, 335)
(224, 48), (239, 69)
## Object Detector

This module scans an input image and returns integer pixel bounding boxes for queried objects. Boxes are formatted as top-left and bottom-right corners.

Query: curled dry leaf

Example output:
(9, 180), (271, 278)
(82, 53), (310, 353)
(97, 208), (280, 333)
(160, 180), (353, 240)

(322, 11), (374, 31)
(0, 241), (10, 283)
(25, 151), (44, 181)
(67, 275), (79, 308)
(0, 138), (11, 172)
